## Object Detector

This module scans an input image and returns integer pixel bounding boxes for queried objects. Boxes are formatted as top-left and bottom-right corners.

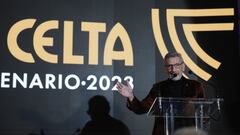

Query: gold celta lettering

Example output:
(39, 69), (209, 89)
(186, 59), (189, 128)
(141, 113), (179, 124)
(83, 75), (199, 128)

(104, 23), (133, 66)
(63, 21), (84, 64)
(34, 20), (59, 63)
(81, 22), (106, 65)
(7, 19), (36, 63)
(7, 19), (133, 66)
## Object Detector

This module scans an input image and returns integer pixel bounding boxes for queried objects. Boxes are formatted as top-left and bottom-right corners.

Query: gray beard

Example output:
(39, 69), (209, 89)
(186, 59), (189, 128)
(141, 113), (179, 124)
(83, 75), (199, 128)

(170, 74), (182, 81)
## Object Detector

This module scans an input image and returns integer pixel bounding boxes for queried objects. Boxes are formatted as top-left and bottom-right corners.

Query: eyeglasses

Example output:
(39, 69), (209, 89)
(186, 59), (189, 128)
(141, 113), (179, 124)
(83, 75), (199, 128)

(165, 62), (183, 69)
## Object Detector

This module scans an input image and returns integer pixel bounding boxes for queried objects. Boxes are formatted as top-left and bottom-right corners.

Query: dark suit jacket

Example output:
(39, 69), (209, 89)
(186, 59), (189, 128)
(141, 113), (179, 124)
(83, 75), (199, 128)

(127, 77), (205, 135)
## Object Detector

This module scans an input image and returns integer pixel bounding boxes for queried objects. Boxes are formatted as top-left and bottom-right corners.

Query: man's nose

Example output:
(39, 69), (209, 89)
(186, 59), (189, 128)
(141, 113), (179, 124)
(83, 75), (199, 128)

(170, 66), (177, 71)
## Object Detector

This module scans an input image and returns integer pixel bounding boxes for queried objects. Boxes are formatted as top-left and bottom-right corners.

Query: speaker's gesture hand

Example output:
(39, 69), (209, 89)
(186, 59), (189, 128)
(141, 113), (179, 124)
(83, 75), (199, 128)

(116, 81), (134, 101)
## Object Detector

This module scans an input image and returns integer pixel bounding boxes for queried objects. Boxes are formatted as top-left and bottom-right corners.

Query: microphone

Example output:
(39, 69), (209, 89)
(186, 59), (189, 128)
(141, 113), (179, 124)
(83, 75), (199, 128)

(170, 73), (177, 79)
(172, 73), (177, 77)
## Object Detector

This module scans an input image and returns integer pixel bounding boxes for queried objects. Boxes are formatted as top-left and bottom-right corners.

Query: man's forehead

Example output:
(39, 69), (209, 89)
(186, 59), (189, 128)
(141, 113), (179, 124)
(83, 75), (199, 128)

(166, 57), (181, 62)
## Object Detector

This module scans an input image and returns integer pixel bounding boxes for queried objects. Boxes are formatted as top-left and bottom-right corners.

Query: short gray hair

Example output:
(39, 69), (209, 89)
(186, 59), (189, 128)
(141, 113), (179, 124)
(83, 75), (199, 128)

(173, 127), (208, 135)
(164, 52), (184, 63)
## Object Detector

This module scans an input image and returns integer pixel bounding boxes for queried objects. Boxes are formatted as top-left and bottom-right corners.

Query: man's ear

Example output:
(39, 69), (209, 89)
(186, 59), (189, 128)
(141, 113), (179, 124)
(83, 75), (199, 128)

(182, 63), (186, 71)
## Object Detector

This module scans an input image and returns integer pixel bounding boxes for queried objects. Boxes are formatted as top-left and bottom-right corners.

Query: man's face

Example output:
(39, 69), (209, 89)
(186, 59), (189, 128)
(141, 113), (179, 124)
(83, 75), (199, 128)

(165, 56), (185, 81)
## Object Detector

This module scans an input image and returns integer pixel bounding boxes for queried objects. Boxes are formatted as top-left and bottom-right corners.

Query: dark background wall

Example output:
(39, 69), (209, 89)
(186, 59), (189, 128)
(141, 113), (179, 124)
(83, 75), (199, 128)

(0, 0), (239, 135)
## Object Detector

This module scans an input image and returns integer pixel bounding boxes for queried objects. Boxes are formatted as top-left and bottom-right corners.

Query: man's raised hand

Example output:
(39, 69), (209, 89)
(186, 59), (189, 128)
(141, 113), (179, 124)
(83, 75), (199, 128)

(116, 81), (134, 101)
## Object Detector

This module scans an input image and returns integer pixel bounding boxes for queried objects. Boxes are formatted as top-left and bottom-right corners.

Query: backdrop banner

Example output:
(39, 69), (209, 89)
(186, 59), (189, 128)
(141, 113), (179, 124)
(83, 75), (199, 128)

(0, 0), (239, 135)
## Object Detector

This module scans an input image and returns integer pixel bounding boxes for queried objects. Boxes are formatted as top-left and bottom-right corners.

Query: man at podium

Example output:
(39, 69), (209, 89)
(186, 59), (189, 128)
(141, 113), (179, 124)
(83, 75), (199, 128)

(116, 52), (205, 135)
